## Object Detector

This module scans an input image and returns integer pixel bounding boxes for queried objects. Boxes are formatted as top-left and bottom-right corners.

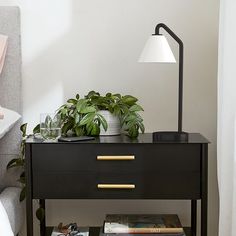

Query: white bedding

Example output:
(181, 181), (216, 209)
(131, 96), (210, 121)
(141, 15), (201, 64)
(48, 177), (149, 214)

(0, 107), (21, 139)
(0, 200), (13, 236)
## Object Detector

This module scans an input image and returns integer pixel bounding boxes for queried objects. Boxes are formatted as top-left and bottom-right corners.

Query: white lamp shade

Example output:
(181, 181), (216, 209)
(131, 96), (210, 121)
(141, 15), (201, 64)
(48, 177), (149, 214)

(139, 35), (176, 63)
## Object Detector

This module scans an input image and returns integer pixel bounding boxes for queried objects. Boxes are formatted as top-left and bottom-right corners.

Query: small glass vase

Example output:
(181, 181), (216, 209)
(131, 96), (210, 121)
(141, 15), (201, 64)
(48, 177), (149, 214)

(40, 113), (61, 142)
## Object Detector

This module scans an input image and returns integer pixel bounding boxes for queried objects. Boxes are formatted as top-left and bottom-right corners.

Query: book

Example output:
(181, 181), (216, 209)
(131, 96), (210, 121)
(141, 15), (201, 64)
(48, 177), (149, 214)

(104, 215), (184, 234)
(102, 233), (185, 236)
(51, 226), (89, 236)
(100, 227), (185, 236)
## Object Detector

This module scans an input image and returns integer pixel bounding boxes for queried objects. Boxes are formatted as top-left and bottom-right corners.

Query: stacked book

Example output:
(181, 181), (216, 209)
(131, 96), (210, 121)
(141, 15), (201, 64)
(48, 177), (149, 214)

(102, 214), (186, 236)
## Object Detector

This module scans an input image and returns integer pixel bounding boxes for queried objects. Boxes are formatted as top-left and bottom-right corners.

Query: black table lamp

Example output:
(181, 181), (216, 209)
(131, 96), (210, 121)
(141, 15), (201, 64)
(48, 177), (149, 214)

(139, 23), (188, 141)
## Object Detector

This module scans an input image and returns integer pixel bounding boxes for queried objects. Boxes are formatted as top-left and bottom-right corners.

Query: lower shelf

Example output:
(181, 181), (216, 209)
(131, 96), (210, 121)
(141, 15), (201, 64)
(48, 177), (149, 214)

(45, 226), (195, 236)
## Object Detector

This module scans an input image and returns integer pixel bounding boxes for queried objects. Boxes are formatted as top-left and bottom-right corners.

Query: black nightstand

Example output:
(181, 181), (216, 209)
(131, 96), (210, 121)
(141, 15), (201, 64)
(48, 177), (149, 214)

(25, 133), (209, 236)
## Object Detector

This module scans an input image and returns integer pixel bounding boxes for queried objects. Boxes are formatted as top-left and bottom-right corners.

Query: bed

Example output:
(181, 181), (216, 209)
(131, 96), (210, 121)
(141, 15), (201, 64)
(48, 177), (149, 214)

(0, 6), (24, 235)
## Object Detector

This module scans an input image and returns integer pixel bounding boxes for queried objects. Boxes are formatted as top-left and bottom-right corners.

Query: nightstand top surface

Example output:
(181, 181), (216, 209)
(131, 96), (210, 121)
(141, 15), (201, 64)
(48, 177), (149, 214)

(26, 133), (209, 144)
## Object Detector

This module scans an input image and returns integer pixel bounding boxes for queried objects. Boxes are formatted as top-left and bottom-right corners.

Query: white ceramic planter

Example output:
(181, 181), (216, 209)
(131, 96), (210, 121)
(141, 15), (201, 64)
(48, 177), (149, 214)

(98, 110), (121, 136)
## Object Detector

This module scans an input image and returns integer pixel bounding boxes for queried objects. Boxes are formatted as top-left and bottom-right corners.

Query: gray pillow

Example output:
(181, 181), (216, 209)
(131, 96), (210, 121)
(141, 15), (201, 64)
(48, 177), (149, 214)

(0, 34), (8, 75)
(0, 107), (21, 139)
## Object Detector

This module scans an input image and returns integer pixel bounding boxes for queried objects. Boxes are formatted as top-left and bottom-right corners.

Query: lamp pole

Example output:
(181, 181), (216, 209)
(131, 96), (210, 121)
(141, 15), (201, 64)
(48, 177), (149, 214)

(154, 23), (184, 133)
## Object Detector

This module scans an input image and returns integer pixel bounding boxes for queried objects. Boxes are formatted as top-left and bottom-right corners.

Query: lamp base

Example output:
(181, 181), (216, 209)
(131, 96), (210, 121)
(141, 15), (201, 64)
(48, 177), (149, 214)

(153, 131), (188, 142)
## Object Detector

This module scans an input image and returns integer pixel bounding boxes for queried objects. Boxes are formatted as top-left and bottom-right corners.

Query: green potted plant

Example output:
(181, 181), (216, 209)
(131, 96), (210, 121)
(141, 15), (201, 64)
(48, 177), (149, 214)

(57, 91), (145, 138)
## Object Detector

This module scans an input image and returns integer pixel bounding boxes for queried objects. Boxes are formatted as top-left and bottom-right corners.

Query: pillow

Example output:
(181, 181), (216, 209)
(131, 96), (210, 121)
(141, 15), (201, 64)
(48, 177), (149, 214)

(0, 34), (8, 75)
(0, 107), (21, 139)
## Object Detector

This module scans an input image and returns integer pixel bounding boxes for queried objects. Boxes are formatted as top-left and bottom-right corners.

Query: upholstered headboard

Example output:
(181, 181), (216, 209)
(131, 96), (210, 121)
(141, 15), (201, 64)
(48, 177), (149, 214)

(0, 6), (22, 191)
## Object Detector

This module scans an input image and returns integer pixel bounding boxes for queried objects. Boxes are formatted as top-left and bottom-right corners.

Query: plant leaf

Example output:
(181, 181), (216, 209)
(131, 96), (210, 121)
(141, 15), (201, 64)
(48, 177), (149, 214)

(86, 122), (93, 134)
(122, 95), (138, 106)
(18, 176), (26, 184)
(45, 115), (52, 128)
(76, 99), (87, 112)
(80, 106), (96, 114)
(20, 123), (27, 136)
(79, 113), (95, 126)
(33, 124), (40, 134)
(97, 114), (108, 131)
(61, 119), (74, 135)
(7, 158), (18, 169)
(129, 104), (144, 112)
(113, 105), (121, 116)
(128, 125), (139, 139)
(138, 121), (145, 133)
(75, 126), (84, 136)
(75, 113), (80, 124)
(36, 207), (45, 222)
(61, 108), (68, 115)
(67, 99), (77, 105)
(90, 123), (100, 136)
(112, 93), (121, 100)
(76, 94), (80, 100)
(124, 114), (137, 122)
(85, 91), (100, 99)
(20, 187), (26, 202)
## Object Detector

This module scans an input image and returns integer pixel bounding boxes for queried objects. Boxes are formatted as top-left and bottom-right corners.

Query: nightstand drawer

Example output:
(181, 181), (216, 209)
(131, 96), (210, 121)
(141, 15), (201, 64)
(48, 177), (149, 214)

(32, 143), (201, 172)
(32, 169), (200, 199)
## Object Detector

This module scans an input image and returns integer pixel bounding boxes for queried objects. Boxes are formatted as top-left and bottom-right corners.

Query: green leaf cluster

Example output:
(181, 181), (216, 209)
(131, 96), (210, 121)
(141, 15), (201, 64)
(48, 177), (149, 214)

(7, 124), (27, 200)
(58, 91), (144, 138)
(57, 95), (108, 137)
(7, 124), (45, 222)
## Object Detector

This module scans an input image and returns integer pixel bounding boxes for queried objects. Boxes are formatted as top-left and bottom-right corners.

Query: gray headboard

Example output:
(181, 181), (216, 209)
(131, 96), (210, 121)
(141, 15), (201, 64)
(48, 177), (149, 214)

(0, 6), (22, 190)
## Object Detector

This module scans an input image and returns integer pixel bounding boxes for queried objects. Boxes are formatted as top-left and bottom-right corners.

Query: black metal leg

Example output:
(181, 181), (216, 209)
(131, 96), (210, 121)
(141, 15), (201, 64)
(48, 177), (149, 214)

(191, 200), (197, 235)
(40, 199), (46, 236)
(26, 144), (33, 236)
(201, 144), (208, 236)
(26, 197), (33, 236)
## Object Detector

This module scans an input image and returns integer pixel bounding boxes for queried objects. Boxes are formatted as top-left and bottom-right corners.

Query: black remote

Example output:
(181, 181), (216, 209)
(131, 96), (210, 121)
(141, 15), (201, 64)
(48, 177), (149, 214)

(58, 136), (95, 142)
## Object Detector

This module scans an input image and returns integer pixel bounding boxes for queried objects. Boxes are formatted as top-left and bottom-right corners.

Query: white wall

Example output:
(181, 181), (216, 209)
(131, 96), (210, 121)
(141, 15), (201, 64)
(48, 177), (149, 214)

(217, 0), (236, 235)
(0, 0), (219, 235)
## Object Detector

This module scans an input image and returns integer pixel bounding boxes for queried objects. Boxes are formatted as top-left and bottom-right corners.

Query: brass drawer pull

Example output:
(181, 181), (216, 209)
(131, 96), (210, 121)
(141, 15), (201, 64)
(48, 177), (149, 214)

(97, 184), (135, 189)
(97, 155), (135, 161)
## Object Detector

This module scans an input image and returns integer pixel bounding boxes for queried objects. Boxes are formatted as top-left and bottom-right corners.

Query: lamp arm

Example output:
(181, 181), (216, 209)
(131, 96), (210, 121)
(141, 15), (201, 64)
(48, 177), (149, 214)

(155, 23), (183, 47)
(155, 23), (184, 133)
